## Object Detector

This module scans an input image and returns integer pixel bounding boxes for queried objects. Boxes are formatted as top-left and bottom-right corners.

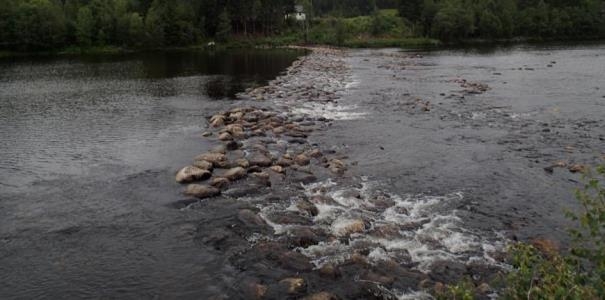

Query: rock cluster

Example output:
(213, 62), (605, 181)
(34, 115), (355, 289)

(176, 106), (349, 199)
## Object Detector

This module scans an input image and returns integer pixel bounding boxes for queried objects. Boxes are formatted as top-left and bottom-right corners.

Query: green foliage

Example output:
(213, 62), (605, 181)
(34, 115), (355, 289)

(0, 0), (603, 51)
(76, 7), (94, 47)
(502, 243), (599, 299)
(431, 1), (475, 41)
(435, 278), (476, 300)
(436, 165), (605, 299)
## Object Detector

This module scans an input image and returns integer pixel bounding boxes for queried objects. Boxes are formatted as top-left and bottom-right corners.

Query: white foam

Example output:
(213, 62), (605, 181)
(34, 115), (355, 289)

(291, 102), (366, 120)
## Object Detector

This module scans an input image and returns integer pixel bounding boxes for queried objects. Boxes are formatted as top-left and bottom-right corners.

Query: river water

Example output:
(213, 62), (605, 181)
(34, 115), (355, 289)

(1, 44), (604, 299)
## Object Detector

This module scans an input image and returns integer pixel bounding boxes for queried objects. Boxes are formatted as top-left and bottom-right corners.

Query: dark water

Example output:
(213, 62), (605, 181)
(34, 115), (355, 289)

(0, 49), (303, 299)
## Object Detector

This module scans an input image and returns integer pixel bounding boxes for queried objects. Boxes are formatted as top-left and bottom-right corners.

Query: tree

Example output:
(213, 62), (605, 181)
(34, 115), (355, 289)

(76, 7), (94, 47)
(13, 0), (66, 50)
(431, 1), (475, 41)
(398, 0), (423, 23)
(216, 8), (231, 42)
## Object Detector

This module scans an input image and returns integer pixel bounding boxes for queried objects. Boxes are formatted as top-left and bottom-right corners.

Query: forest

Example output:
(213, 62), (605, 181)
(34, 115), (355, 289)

(0, 0), (603, 51)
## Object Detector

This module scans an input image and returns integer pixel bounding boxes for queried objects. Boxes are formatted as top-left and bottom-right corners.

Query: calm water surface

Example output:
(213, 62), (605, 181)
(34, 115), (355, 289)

(0, 49), (303, 299)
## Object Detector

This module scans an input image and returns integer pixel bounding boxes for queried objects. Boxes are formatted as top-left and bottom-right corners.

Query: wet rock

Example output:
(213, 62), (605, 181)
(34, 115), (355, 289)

(192, 160), (213, 171)
(251, 171), (271, 187)
(218, 132), (232, 141)
(279, 278), (306, 294)
(370, 224), (402, 239)
(277, 158), (294, 167)
(248, 152), (273, 167)
(176, 166), (211, 183)
(340, 190), (361, 199)
(288, 170), (317, 184)
(332, 219), (366, 236)
(245, 282), (268, 300)
(210, 114), (225, 127)
(268, 211), (312, 225)
(184, 184), (220, 199)
(210, 144), (227, 154)
(270, 165), (284, 173)
(319, 263), (342, 279)
(308, 149), (322, 158)
(369, 195), (396, 209)
(302, 292), (339, 300)
(224, 167), (247, 181)
(196, 153), (227, 166)
(210, 177), (230, 189)
(287, 226), (321, 247)
(202, 131), (212, 137)
(429, 260), (467, 283)
(234, 158), (250, 169)
(327, 159), (347, 175)
(237, 209), (267, 228)
(361, 271), (395, 286)
(568, 164), (586, 173)
(279, 251), (313, 271)
(310, 195), (339, 206)
(296, 200), (319, 216)
(225, 140), (241, 151)
(295, 154), (311, 166)
(223, 185), (266, 198)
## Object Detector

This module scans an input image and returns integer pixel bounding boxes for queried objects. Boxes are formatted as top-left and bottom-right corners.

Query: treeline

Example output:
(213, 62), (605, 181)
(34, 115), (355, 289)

(0, 0), (301, 50)
(0, 0), (604, 51)
(400, 0), (605, 41)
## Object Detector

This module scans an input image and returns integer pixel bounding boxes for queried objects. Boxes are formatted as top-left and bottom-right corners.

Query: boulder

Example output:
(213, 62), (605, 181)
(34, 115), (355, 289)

(319, 264), (342, 279)
(270, 165), (285, 173)
(225, 141), (240, 151)
(184, 184), (220, 199)
(195, 153), (226, 166)
(332, 219), (366, 236)
(279, 251), (313, 272)
(296, 200), (319, 216)
(569, 164), (586, 173)
(176, 166), (211, 183)
(235, 159), (250, 169)
(210, 177), (230, 189)
(210, 114), (225, 127)
(279, 278), (306, 294)
(224, 167), (247, 181)
(277, 158), (293, 167)
(248, 152), (273, 167)
(192, 160), (213, 171)
(218, 132), (232, 141)
(295, 154), (310, 166)
(308, 149), (322, 158)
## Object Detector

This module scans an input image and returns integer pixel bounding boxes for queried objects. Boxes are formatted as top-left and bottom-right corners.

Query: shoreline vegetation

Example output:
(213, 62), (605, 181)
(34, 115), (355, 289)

(1, 0), (604, 58)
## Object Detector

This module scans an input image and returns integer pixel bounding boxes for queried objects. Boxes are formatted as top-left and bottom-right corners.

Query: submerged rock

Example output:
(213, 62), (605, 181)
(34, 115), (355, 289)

(184, 184), (220, 199)
(302, 292), (340, 300)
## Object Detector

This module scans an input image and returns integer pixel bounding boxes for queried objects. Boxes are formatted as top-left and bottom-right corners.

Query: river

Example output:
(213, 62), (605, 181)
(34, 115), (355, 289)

(1, 44), (604, 299)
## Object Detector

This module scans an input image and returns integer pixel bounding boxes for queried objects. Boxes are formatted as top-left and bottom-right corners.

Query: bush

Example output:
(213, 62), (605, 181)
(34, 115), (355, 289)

(437, 164), (605, 299)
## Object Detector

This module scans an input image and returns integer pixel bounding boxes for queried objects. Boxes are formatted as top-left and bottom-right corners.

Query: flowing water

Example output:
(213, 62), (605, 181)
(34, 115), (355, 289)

(1, 43), (604, 299)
